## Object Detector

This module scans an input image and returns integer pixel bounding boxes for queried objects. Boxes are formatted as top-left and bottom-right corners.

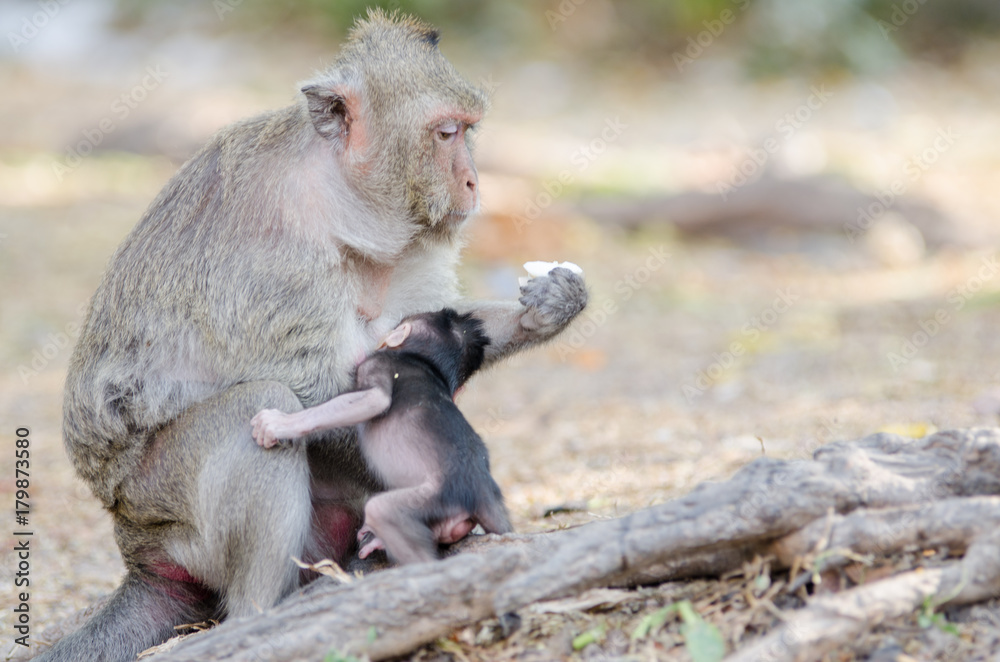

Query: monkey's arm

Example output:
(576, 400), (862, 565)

(251, 388), (391, 449)
(461, 267), (588, 365)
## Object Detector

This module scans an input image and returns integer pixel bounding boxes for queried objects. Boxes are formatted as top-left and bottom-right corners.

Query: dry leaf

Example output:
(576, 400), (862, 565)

(292, 556), (354, 584)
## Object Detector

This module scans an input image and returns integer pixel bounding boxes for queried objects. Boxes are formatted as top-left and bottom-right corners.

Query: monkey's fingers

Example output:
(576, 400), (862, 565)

(251, 410), (292, 448)
(250, 413), (268, 440)
(250, 421), (263, 444)
(357, 535), (385, 560)
(252, 422), (278, 449)
(264, 426), (288, 449)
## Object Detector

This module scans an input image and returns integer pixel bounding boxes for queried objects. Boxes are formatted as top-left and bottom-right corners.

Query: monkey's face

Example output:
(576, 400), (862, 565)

(433, 117), (480, 219)
(402, 111), (481, 234)
(301, 10), (488, 240)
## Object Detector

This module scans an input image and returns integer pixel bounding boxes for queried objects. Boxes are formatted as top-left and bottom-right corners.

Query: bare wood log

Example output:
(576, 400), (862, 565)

(472, 497), (1000, 588)
(767, 496), (1000, 568)
(726, 530), (1000, 662)
(157, 545), (546, 661)
(24, 428), (998, 661)
(493, 429), (1000, 613)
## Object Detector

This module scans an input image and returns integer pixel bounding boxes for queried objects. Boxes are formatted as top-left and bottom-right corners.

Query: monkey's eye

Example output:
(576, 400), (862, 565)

(436, 123), (459, 141)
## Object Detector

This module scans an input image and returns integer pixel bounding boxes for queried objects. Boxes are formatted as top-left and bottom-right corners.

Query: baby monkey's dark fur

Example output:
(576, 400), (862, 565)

(253, 309), (512, 564)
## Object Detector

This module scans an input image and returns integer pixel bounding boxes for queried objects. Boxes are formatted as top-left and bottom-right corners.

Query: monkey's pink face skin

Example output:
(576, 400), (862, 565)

(430, 112), (481, 220)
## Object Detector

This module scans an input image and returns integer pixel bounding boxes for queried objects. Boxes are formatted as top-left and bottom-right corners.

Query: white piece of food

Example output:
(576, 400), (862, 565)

(519, 261), (583, 287)
(522, 261), (583, 278)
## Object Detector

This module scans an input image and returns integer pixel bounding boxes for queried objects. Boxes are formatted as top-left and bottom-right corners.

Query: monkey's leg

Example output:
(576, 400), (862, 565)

(306, 432), (373, 565)
(463, 267), (588, 365)
(33, 571), (212, 662)
(37, 383), (308, 661)
(473, 487), (514, 536)
(362, 487), (439, 565)
(117, 381), (312, 620)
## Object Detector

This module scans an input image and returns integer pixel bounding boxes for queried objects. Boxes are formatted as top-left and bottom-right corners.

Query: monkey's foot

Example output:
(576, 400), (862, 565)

(432, 515), (476, 544)
(357, 526), (386, 559)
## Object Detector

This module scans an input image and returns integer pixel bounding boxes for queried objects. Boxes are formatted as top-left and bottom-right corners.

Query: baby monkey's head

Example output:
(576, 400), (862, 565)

(378, 308), (490, 390)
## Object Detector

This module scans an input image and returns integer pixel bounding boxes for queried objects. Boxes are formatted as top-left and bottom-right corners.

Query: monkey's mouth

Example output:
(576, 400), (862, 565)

(443, 210), (471, 224)
(420, 210), (470, 239)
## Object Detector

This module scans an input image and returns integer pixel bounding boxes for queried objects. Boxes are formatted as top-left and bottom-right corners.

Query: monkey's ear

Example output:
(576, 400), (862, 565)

(301, 84), (358, 144)
(378, 323), (411, 350)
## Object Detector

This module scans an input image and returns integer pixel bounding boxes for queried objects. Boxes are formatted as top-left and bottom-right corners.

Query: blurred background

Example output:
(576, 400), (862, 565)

(3, 0), (1000, 654)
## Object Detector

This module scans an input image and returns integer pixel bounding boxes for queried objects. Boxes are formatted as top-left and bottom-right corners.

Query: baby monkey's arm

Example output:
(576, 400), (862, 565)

(251, 386), (392, 449)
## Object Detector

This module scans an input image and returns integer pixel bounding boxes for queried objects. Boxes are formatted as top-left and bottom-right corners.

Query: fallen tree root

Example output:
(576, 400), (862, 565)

(727, 529), (1000, 662)
(767, 495), (1000, 570)
(146, 428), (1000, 661)
(26, 428), (1000, 661)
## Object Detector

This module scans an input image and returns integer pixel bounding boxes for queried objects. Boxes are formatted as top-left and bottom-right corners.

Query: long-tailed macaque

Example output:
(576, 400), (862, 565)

(251, 308), (513, 565)
(42, 10), (586, 661)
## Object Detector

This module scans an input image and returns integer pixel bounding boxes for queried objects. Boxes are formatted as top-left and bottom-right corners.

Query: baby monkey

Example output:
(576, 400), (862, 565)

(251, 309), (512, 565)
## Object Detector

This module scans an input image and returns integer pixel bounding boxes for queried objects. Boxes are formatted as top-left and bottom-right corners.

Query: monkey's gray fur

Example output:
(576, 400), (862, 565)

(42, 9), (586, 661)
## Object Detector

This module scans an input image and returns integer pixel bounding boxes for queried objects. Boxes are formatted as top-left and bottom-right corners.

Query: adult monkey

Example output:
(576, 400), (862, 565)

(43, 9), (586, 662)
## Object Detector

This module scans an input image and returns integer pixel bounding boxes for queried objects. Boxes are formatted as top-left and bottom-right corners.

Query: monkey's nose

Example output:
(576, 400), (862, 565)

(466, 178), (476, 193)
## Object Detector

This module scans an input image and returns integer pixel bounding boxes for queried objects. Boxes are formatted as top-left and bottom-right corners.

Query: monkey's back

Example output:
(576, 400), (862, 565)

(64, 107), (378, 506)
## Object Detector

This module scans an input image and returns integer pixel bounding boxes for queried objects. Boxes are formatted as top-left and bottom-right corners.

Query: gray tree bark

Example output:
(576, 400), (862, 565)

(147, 428), (1000, 661)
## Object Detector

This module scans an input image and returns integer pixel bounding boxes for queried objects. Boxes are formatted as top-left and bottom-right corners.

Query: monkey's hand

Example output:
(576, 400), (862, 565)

(250, 409), (302, 449)
(518, 266), (588, 336)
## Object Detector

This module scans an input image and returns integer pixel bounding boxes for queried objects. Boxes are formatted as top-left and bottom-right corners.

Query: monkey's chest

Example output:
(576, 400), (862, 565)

(354, 263), (395, 322)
